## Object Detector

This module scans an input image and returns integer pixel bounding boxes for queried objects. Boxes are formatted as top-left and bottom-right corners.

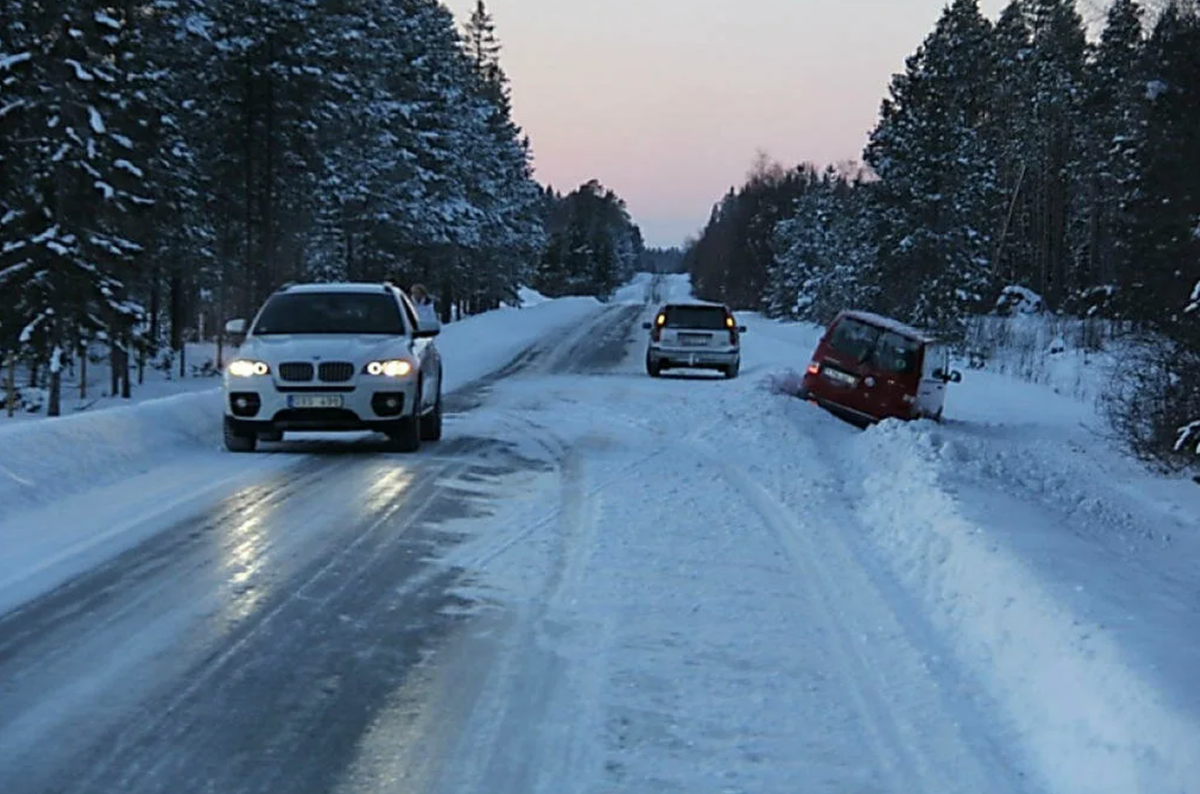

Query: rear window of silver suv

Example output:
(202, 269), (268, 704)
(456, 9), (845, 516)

(662, 306), (729, 330)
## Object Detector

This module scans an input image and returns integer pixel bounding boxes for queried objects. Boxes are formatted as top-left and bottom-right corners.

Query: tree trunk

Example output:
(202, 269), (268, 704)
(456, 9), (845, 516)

(48, 348), (62, 418)
(119, 335), (131, 399)
(79, 344), (88, 400)
(5, 350), (15, 418)
(110, 341), (119, 396)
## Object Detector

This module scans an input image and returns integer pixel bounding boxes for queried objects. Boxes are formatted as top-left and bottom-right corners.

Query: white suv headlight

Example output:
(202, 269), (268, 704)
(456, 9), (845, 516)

(365, 360), (413, 377)
(228, 359), (270, 377)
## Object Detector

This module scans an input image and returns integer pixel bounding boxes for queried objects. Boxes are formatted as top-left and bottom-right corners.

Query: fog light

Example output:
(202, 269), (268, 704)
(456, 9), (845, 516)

(371, 392), (405, 417)
(229, 392), (262, 418)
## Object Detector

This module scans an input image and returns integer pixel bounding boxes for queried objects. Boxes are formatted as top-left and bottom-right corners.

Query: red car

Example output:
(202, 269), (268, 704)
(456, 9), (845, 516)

(798, 310), (961, 424)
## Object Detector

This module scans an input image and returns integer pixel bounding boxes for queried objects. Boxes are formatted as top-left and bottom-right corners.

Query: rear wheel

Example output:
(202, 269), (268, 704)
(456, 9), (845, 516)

(646, 357), (662, 378)
(223, 416), (258, 453)
(724, 361), (740, 379)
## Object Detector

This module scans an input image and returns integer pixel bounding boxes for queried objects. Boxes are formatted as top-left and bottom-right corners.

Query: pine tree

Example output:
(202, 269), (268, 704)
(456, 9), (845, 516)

(0, 4), (152, 416)
(1122, 2), (1200, 334)
(864, 0), (998, 334)
(1077, 0), (1145, 312)
(988, 1), (1038, 289)
(1113, 2), (1200, 459)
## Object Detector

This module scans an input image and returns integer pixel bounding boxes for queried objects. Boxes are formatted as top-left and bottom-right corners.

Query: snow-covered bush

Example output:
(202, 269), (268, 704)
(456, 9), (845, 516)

(962, 314), (1122, 402)
(994, 285), (1045, 317)
(1103, 335), (1200, 466)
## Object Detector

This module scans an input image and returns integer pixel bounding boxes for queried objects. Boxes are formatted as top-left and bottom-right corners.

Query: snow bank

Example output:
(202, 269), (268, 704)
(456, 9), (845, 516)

(437, 296), (599, 392)
(611, 271), (654, 304)
(0, 391), (222, 522)
(850, 420), (1200, 794)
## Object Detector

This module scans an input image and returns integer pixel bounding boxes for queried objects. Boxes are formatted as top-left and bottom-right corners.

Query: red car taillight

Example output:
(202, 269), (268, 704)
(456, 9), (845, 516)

(806, 361), (820, 376)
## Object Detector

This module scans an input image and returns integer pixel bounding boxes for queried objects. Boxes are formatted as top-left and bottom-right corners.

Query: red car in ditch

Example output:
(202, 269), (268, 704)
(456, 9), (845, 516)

(798, 310), (962, 424)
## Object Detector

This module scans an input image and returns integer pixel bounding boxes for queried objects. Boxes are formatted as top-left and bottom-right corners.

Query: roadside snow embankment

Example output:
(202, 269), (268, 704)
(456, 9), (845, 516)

(0, 391), (222, 523)
(850, 419), (1200, 794)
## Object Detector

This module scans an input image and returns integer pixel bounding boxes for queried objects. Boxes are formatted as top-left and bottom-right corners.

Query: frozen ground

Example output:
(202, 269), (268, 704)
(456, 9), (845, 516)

(0, 274), (1197, 794)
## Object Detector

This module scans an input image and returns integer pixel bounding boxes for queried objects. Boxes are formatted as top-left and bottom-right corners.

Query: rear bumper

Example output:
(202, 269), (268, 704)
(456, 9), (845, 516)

(649, 345), (739, 368)
(799, 376), (915, 425)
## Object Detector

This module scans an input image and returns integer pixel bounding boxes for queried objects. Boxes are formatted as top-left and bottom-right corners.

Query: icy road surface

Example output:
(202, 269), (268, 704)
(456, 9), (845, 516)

(1, 275), (1196, 794)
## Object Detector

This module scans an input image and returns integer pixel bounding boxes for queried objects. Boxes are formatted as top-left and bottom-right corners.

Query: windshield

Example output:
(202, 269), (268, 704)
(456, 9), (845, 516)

(827, 318), (920, 374)
(663, 305), (729, 330)
(251, 292), (405, 336)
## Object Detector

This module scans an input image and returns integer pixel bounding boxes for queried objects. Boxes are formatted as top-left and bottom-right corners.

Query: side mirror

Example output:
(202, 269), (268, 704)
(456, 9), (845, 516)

(737, 325), (748, 333)
(225, 319), (247, 337)
(949, 370), (963, 384)
(642, 322), (653, 330)
(413, 318), (441, 339)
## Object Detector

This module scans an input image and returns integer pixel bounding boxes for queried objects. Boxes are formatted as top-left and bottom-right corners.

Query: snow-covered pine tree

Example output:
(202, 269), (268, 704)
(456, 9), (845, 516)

(988, 2), (1038, 290)
(769, 167), (873, 324)
(0, 3), (152, 416)
(1121, 2), (1200, 335)
(533, 180), (640, 300)
(1076, 0), (1145, 313)
(460, 0), (546, 312)
(1020, 0), (1089, 308)
(0, 2), (33, 363)
(199, 0), (327, 315)
(864, 0), (998, 335)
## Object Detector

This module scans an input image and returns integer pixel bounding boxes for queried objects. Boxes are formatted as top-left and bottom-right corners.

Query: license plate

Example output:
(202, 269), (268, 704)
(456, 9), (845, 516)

(288, 394), (344, 409)
(822, 368), (859, 387)
(679, 334), (709, 346)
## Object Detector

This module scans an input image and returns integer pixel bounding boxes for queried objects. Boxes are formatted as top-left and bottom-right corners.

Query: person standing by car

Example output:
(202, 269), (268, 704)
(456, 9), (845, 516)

(410, 283), (439, 326)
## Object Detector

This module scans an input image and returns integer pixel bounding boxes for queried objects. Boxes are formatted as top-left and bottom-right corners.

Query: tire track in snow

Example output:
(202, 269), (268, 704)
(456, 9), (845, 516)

(687, 434), (1007, 794)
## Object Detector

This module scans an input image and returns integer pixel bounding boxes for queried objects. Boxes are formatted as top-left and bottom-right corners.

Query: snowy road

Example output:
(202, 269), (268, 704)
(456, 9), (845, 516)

(2, 277), (1196, 794)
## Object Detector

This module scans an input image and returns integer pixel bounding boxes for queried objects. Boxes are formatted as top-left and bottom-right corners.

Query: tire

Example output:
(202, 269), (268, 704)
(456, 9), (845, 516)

(420, 386), (443, 442)
(646, 357), (662, 378)
(724, 361), (740, 379)
(388, 416), (422, 453)
(389, 381), (422, 452)
(224, 416), (258, 453)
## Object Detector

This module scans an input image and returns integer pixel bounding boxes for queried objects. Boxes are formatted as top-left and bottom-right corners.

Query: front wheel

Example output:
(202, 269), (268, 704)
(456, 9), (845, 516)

(421, 387), (443, 442)
(388, 415), (422, 453)
(224, 416), (258, 453)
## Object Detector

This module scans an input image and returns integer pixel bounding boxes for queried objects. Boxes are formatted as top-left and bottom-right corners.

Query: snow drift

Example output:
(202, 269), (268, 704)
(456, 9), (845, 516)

(850, 419), (1200, 794)
(0, 391), (222, 523)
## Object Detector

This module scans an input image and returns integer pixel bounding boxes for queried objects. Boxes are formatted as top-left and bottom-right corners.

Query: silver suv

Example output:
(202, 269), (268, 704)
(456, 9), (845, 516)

(222, 283), (443, 452)
(643, 302), (746, 379)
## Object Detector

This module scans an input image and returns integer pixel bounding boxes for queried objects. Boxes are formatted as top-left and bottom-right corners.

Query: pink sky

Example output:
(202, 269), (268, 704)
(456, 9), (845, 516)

(447, 0), (1012, 247)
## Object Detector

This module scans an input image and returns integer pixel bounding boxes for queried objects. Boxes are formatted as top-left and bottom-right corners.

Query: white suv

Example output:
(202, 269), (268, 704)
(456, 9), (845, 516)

(222, 283), (443, 452)
(643, 302), (746, 378)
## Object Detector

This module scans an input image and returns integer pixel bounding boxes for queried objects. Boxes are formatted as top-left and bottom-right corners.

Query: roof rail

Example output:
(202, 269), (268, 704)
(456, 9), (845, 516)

(276, 281), (297, 292)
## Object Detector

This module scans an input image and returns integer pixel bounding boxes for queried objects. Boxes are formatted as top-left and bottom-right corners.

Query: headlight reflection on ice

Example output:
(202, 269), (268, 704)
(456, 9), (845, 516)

(216, 482), (278, 626)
